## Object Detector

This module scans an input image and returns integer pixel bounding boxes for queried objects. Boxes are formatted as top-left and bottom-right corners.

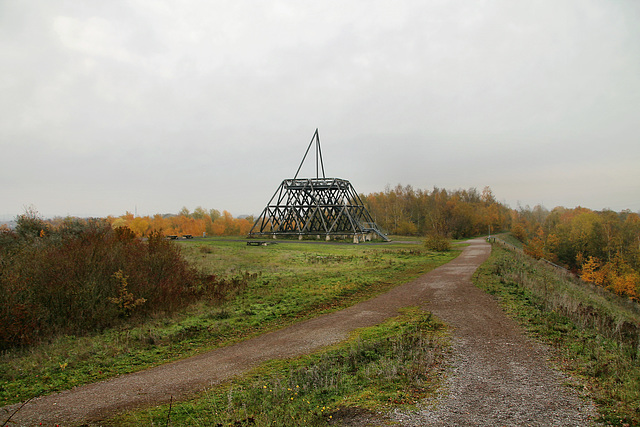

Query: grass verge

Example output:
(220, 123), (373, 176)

(473, 244), (640, 426)
(111, 307), (449, 426)
(1, 240), (459, 406)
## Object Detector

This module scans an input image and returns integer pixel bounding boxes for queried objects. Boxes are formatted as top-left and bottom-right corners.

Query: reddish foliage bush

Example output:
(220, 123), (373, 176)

(0, 217), (222, 350)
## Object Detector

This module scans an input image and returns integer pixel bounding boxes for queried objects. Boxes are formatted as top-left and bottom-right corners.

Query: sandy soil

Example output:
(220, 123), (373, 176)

(2, 239), (596, 426)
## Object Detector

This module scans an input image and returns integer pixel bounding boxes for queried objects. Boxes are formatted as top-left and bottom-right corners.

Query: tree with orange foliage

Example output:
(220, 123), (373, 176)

(511, 222), (528, 242)
(117, 208), (254, 237)
(129, 216), (150, 237)
(513, 205), (640, 299)
(581, 253), (639, 301)
(580, 256), (606, 286)
(235, 218), (253, 236)
(612, 272), (639, 301)
(360, 184), (511, 237)
(524, 227), (546, 260)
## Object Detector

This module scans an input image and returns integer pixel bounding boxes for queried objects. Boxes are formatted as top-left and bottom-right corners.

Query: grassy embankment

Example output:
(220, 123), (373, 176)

(1, 238), (458, 407)
(475, 239), (640, 426)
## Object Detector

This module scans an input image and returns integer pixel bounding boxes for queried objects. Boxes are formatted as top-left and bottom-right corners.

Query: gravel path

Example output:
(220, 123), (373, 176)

(390, 241), (597, 426)
(3, 239), (597, 426)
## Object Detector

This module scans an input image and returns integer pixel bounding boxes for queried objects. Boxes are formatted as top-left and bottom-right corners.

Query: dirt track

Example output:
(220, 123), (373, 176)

(3, 239), (596, 426)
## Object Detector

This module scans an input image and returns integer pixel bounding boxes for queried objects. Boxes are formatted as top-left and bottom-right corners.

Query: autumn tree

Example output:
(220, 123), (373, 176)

(192, 206), (207, 220)
(15, 206), (50, 240)
(361, 184), (511, 238)
(514, 205), (640, 301)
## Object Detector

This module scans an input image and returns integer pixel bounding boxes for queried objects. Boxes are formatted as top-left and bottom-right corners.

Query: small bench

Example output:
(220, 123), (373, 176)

(247, 241), (268, 246)
(183, 234), (193, 239)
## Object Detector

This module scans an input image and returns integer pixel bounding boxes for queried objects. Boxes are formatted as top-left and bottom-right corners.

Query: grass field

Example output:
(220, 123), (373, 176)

(0, 238), (458, 407)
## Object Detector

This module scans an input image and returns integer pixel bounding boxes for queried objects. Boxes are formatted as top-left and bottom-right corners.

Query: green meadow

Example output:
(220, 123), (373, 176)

(0, 238), (457, 407)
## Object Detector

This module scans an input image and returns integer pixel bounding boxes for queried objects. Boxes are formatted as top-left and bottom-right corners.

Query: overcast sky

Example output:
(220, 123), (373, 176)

(2, 0), (639, 219)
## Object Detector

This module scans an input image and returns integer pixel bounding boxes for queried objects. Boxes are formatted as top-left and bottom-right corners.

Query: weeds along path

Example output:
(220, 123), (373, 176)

(4, 239), (594, 426)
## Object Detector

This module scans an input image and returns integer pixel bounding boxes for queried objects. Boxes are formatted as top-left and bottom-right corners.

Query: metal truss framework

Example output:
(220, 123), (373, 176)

(249, 130), (388, 242)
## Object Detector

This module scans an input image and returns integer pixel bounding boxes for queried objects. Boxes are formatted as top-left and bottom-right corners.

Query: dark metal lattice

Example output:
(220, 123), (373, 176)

(249, 130), (388, 242)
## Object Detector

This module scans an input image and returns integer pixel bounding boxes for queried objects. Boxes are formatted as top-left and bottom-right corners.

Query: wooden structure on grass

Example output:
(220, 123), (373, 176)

(249, 129), (389, 243)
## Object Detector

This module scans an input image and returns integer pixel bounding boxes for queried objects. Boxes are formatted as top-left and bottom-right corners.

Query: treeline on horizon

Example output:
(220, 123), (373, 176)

(359, 184), (639, 301)
(360, 184), (510, 238)
(18, 185), (509, 240)
(103, 208), (255, 238)
(99, 186), (509, 240)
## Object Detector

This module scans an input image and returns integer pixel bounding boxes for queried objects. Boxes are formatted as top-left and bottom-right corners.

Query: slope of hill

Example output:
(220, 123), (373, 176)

(475, 240), (640, 425)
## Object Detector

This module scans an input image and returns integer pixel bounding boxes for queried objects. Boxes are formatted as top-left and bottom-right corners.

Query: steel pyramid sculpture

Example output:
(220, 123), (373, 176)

(249, 130), (389, 242)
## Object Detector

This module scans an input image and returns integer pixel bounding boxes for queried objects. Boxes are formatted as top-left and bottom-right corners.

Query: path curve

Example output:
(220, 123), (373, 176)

(4, 239), (595, 426)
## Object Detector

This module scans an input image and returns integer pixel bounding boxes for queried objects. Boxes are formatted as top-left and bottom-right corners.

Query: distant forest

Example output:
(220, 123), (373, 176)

(106, 208), (254, 238)
(513, 205), (640, 301)
(361, 184), (639, 301)
(94, 185), (510, 240)
(360, 184), (510, 238)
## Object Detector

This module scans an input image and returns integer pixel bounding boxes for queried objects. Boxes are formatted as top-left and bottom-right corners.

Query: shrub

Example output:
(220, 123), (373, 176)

(14, 206), (50, 240)
(0, 217), (224, 350)
(424, 233), (451, 252)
